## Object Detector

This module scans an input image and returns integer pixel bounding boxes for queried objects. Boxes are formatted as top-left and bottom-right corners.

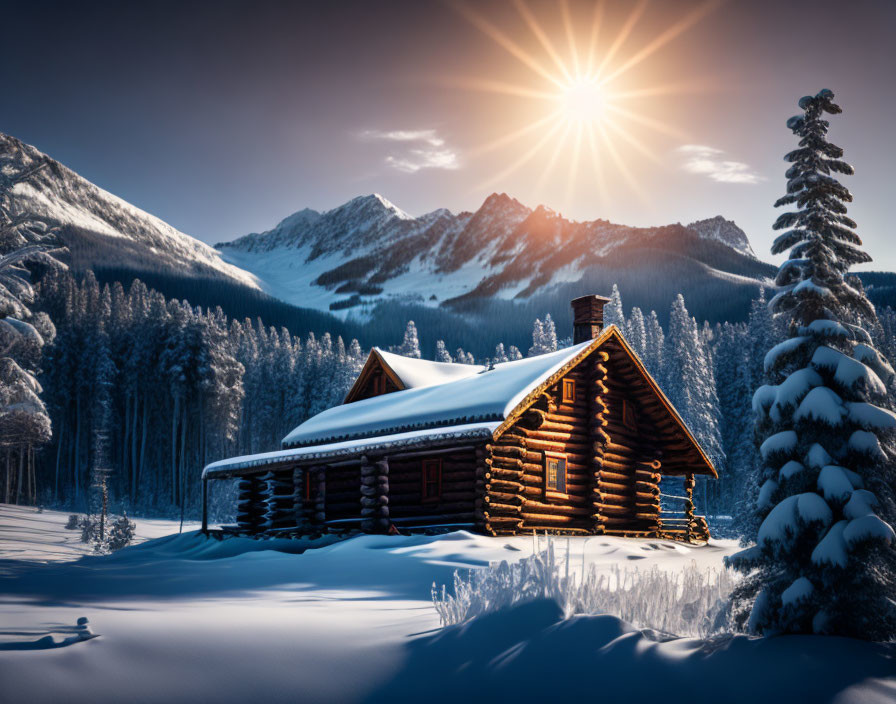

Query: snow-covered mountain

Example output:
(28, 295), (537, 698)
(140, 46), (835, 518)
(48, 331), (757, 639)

(0, 133), (260, 289)
(686, 215), (755, 259)
(217, 193), (771, 315)
(2, 130), (778, 327)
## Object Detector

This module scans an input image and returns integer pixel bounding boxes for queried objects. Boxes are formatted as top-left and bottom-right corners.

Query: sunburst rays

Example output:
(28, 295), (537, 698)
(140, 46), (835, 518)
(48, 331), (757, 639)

(452, 0), (720, 206)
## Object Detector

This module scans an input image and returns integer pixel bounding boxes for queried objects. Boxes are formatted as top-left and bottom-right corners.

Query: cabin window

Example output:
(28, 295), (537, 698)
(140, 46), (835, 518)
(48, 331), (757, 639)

(562, 378), (576, 404)
(372, 372), (386, 396)
(422, 459), (442, 501)
(303, 471), (311, 501)
(544, 452), (567, 493)
(623, 400), (638, 431)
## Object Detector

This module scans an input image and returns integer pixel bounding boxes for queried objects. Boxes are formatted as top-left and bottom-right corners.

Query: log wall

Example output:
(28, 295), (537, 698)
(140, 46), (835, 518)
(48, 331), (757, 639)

(594, 339), (664, 537)
(487, 364), (594, 536)
(387, 448), (478, 527)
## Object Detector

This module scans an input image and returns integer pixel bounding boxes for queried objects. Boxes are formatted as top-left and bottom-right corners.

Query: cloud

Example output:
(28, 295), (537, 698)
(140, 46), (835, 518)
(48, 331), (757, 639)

(675, 144), (764, 184)
(358, 128), (460, 173)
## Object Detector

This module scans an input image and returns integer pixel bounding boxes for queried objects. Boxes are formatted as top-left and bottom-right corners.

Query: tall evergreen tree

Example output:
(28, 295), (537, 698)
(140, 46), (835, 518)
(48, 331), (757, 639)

(603, 284), (625, 330)
(434, 340), (453, 363)
(643, 310), (666, 385)
(626, 307), (648, 358)
(394, 320), (421, 358)
(729, 90), (896, 640)
(666, 295), (724, 486)
(527, 318), (545, 357)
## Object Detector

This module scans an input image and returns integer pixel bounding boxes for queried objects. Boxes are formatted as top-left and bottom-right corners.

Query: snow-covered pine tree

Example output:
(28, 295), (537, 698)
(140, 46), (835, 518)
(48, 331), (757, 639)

(0, 148), (65, 505)
(712, 320), (753, 517)
(729, 89), (896, 640)
(507, 345), (523, 361)
(434, 340), (453, 363)
(527, 318), (545, 357)
(603, 284), (625, 330)
(626, 307), (648, 358)
(643, 310), (666, 385)
(492, 343), (509, 363)
(541, 314), (558, 353)
(527, 315), (558, 357)
(394, 321), (421, 358)
(665, 295), (724, 487)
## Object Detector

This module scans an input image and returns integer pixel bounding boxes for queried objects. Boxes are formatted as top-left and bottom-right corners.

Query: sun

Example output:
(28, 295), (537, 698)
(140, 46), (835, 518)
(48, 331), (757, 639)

(558, 77), (608, 125)
(451, 0), (720, 204)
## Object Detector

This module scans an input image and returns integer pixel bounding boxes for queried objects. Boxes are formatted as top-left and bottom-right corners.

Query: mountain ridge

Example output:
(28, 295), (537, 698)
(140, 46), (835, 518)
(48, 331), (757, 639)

(0, 132), (261, 289)
(216, 191), (768, 316)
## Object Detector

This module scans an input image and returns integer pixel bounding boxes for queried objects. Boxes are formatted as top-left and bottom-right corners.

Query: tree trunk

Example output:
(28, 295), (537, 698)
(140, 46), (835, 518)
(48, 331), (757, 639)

(74, 395), (81, 501)
(15, 447), (24, 505)
(178, 401), (187, 533)
(29, 446), (35, 505)
(137, 400), (148, 505)
(171, 395), (180, 505)
(54, 418), (64, 503)
(130, 393), (139, 502)
(122, 391), (131, 496)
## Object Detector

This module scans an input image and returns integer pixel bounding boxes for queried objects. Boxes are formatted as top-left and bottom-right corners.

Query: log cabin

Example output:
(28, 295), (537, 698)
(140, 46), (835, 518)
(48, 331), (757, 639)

(202, 295), (716, 541)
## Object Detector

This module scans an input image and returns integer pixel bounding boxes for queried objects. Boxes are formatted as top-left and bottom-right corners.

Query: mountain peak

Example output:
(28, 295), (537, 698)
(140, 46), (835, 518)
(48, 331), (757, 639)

(480, 192), (525, 211)
(338, 193), (412, 221)
(686, 215), (755, 259)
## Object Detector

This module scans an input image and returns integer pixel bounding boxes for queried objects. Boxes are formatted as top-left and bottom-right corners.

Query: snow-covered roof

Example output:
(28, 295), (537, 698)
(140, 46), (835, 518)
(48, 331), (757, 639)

(202, 422), (499, 479)
(374, 348), (486, 389)
(286, 340), (595, 448)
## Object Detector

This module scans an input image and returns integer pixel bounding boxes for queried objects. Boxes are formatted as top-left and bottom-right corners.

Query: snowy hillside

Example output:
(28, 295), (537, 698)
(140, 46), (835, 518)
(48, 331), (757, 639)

(0, 133), (260, 288)
(218, 192), (771, 316)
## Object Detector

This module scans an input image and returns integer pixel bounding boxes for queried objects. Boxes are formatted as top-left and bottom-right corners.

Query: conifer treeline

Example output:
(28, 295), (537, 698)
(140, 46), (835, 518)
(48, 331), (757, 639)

(32, 271), (366, 517)
(14, 270), (896, 527)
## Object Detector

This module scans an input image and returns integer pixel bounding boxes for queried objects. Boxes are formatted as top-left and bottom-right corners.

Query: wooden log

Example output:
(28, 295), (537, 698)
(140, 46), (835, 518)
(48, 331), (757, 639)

(522, 438), (591, 454)
(597, 469), (631, 483)
(596, 479), (630, 494)
(520, 512), (584, 525)
(484, 515), (524, 525)
(634, 513), (661, 522)
(595, 491), (635, 504)
(520, 501), (592, 517)
(599, 458), (641, 473)
(488, 467), (524, 481)
(483, 500), (522, 514)
(634, 469), (661, 482)
(594, 514), (638, 526)
(490, 479), (524, 493)
(595, 502), (634, 515)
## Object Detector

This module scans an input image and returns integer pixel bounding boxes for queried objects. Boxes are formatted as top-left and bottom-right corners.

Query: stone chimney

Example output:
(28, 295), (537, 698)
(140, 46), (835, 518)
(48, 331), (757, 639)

(571, 294), (612, 344)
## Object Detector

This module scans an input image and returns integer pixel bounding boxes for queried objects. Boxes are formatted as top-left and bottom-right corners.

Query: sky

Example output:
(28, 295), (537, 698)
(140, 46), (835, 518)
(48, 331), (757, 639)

(2, 0), (894, 269)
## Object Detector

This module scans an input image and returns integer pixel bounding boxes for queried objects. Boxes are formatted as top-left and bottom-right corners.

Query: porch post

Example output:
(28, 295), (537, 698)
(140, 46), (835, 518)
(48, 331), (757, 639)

(360, 455), (390, 533)
(684, 473), (696, 543)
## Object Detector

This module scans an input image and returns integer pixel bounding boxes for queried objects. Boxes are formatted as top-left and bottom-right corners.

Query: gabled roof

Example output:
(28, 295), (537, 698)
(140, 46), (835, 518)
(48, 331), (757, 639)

(343, 348), (485, 403)
(285, 340), (594, 448)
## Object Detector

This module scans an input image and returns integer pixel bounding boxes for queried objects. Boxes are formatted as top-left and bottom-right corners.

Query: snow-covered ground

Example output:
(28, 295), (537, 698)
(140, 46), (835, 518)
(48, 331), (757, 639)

(1, 504), (893, 703)
(0, 503), (200, 563)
